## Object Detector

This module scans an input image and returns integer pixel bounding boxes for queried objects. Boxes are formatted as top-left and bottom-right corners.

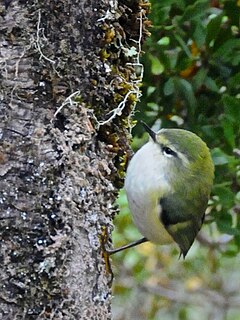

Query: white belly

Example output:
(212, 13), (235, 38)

(124, 142), (173, 244)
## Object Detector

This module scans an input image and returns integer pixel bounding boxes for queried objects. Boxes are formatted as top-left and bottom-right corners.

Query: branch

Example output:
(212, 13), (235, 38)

(196, 232), (233, 250)
(141, 282), (240, 309)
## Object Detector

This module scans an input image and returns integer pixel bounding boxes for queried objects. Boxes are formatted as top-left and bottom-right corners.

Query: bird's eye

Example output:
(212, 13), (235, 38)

(162, 146), (177, 157)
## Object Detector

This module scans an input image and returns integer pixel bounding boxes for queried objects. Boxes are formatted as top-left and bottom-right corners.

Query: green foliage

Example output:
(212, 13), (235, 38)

(136, 0), (240, 245)
(112, 0), (240, 319)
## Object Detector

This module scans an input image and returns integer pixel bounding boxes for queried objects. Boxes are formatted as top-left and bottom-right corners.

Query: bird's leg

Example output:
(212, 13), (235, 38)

(100, 226), (149, 283)
(100, 226), (114, 281)
(107, 237), (149, 255)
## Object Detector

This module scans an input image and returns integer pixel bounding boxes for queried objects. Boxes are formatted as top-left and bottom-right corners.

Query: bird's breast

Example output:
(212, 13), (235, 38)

(124, 142), (173, 244)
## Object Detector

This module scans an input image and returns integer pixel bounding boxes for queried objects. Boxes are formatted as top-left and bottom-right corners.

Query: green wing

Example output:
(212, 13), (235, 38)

(160, 194), (207, 257)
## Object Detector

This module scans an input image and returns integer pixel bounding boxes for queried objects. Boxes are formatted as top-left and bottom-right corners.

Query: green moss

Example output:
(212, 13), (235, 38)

(100, 49), (110, 61)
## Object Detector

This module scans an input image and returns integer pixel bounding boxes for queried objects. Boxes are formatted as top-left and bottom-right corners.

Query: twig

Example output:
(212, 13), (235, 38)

(36, 9), (55, 64)
(97, 0), (118, 22)
(53, 90), (81, 118)
(98, 90), (137, 126)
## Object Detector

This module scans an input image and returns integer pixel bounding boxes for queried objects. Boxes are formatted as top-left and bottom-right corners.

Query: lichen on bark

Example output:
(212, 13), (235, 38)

(0, 0), (150, 318)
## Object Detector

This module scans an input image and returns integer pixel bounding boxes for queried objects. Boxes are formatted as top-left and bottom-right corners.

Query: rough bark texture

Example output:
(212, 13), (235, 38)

(0, 0), (149, 319)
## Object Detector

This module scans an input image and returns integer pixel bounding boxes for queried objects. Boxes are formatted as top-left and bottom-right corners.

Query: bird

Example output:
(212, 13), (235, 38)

(110, 122), (214, 258)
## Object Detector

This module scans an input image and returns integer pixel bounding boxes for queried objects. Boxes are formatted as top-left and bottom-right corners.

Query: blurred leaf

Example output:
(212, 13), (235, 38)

(213, 184), (235, 208)
(181, 0), (209, 21)
(222, 95), (240, 121)
(174, 34), (192, 57)
(164, 49), (180, 69)
(157, 36), (170, 46)
(235, 191), (240, 204)
(213, 39), (240, 65)
(174, 78), (197, 118)
(147, 86), (156, 96)
(163, 78), (174, 96)
(192, 68), (208, 89)
(206, 13), (223, 47)
(150, 4), (171, 25)
(228, 72), (240, 92)
(149, 54), (165, 75)
(193, 21), (206, 47)
(221, 116), (235, 149)
(205, 76), (219, 92)
(211, 148), (230, 165)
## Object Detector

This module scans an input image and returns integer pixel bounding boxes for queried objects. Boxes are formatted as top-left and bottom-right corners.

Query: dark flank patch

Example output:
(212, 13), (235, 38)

(159, 196), (204, 258)
(160, 198), (190, 226)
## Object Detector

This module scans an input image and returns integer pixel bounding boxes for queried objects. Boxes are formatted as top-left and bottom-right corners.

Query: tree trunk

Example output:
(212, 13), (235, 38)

(0, 0), (149, 319)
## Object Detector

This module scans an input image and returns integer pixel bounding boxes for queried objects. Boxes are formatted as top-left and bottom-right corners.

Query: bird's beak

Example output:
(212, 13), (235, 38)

(141, 121), (156, 142)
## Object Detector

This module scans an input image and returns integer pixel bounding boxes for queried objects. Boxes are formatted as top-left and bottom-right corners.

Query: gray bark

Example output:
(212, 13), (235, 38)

(0, 0), (149, 319)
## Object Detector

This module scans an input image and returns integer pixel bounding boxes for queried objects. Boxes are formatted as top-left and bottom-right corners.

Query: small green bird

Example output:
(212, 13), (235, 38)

(121, 123), (214, 258)
(125, 124), (214, 257)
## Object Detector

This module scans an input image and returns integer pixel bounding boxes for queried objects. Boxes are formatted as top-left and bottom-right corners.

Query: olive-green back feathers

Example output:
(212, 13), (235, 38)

(157, 129), (214, 256)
